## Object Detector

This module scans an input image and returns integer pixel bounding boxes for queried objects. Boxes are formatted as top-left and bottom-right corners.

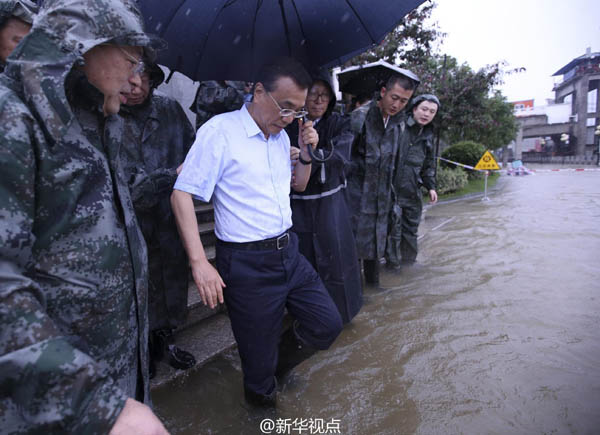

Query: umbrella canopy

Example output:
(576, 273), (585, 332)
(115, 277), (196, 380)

(336, 59), (420, 96)
(139, 0), (426, 81)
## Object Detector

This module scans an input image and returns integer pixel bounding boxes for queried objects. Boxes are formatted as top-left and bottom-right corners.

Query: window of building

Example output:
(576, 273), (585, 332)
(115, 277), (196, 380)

(588, 89), (598, 113)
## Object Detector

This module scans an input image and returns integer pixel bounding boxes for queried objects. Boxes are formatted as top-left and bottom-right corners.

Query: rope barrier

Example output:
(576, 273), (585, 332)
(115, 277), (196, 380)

(437, 156), (486, 172)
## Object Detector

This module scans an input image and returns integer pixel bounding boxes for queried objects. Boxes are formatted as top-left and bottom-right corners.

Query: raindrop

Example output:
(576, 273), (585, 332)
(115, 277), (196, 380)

(185, 8), (191, 16)
(233, 35), (241, 45)
(340, 12), (350, 23)
(300, 39), (306, 46)
(155, 23), (162, 32)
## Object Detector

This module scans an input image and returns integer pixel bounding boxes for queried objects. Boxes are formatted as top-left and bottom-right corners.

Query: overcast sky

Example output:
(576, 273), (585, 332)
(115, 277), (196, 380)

(428, 0), (600, 105)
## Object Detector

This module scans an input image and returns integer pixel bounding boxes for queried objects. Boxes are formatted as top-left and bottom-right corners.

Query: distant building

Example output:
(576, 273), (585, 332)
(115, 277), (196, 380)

(509, 47), (600, 164)
(510, 100), (571, 161)
(511, 99), (534, 112)
(552, 47), (600, 156)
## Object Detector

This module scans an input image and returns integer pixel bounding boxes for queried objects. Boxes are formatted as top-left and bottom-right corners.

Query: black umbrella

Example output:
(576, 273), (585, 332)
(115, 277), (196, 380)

(336, 59), (420, 95)
(139, 0), (426, 81)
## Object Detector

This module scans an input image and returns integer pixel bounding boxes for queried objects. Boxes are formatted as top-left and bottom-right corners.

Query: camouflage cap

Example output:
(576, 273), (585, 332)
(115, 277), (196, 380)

(0, 0), (37, 27)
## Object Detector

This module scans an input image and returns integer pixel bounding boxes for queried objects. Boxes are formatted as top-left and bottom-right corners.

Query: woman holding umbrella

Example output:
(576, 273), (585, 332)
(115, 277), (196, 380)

(286, 76), (363, 325)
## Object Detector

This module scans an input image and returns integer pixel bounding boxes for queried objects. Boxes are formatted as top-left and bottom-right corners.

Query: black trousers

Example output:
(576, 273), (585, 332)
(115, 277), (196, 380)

(216, 232), (342, 396)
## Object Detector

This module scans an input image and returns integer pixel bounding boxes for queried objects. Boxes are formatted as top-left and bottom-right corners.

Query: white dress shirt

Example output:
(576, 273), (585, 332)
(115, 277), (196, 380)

(174, 104), (293, 242)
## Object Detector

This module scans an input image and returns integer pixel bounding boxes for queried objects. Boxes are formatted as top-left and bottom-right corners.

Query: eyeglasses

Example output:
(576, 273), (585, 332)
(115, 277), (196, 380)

(117, 46), (145, 75)
(267, 92), (308, 119)
(307, 91), (330, 102)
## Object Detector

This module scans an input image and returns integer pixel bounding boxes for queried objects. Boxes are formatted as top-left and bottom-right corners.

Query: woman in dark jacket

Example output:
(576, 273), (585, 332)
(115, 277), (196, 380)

(286, 77), (363, 324)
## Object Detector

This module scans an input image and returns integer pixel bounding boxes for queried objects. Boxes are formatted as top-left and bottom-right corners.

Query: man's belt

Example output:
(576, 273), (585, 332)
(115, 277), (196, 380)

(217, 231), (290, 251)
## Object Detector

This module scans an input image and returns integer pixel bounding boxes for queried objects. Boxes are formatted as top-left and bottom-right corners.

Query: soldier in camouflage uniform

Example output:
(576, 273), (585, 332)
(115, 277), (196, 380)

(190, 79), (248, 130)
(0, 0), (37, 72)
(346, 73), (418, 284)
(386, 94), (439, 267)
(120, 62), (197, 377)
(0, 0), (168, 433)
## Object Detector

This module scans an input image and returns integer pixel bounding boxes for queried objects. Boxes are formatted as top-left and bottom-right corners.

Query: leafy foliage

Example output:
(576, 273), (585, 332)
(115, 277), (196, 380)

(407, 56), (517, 148)
(434, 166), (469, 194)
(441, 140), (487, 178)
(346, 1), (519, 150)
(351, 0), (444, 66)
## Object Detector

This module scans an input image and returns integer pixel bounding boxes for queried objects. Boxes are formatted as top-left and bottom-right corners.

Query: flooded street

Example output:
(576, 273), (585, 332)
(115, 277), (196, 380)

(154, 171), (600, 434)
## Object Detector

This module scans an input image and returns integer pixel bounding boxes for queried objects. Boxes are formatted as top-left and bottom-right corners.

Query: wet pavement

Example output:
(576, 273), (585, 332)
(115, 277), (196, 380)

(153, 170), (600, 434)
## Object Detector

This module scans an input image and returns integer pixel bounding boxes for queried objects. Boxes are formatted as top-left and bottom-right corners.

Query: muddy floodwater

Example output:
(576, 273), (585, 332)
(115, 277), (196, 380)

(153, 170), (600, 434)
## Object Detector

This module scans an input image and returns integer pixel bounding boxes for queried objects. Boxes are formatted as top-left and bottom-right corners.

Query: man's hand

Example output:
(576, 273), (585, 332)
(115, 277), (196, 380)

(429, 189), (438, 204)
(110, 398), (169, 435)
(290, 146), (300, 162)
(298, 118), (318, 152)
(191, 258), (225, 309)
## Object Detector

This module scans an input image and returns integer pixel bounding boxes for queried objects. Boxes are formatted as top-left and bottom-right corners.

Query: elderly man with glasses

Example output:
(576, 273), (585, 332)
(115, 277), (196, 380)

(0, 0), (168, 433)
(171, 57), (342, 407)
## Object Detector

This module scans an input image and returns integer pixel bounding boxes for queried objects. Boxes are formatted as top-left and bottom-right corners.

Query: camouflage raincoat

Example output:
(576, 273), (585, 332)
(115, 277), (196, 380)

(0, 0), (157, 432)
(120, 92), (195, 331)
(0, 0), (37, 73)
(346, 99), (406, 260)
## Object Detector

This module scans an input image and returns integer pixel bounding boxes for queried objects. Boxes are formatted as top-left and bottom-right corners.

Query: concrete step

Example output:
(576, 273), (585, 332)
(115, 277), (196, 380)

(150, 313), (236, 389)
(182, 280), (223, 330)
(198, 221), (216, 247)
(194, 201), (214, 224)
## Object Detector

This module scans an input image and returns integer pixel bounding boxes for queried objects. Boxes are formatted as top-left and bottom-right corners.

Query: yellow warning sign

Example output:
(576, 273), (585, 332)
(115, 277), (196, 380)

(475, 151), (500, 170)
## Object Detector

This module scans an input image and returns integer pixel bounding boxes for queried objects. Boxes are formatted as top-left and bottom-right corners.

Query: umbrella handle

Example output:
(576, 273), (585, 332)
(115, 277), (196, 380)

(307, 139), (334, 163)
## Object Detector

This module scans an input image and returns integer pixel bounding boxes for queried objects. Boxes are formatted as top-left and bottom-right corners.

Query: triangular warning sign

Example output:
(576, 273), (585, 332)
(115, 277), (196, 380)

(475, 151), (500, 170)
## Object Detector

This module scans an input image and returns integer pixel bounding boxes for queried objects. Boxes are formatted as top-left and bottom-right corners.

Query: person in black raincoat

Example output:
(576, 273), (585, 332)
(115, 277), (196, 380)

(190, 79), (249, 130)
(346, 74), (418, 284)
(386, 94), (439, 267)
(119, 62), (197, 377)
(286, 76), (363, 325)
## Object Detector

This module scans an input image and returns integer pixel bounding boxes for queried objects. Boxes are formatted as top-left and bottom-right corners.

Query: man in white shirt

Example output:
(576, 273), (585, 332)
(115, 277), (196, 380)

(171, 57), (343, 407)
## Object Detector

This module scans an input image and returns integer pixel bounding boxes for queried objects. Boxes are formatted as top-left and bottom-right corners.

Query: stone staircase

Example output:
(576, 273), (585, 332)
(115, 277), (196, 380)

(150, 201), (237, 389)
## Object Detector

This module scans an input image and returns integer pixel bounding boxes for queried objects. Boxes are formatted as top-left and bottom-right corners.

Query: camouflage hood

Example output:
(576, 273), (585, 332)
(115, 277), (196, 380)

(2, 0), (163, 143)
(0, 0), (37, 27)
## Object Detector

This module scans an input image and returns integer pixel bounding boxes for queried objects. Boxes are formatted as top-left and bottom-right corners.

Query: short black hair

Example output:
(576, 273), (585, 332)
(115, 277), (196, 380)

(385, 74), (417, 91)
(255, 57), (312, 92)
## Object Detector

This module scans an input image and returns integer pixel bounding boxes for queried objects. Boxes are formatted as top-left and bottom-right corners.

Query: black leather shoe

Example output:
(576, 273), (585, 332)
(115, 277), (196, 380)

(244, 381), (277, 408)
(166, 345), (196, 370)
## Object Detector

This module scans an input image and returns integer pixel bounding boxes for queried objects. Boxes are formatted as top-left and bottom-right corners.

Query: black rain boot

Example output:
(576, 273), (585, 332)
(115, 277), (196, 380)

(363, 259), (380, 284)
(155, 329), (196, 370)
(275, 321), (317, 380)
(166, 344), (196, 370)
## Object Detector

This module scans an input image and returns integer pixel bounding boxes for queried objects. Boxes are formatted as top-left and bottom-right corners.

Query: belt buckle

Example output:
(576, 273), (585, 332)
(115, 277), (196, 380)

(276, 232), (289, 250)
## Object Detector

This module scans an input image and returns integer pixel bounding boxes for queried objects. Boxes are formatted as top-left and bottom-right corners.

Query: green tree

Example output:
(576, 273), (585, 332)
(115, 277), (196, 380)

(407, 55), (511, 147)
(351, 0), (444, 66)
(345, 1), (518, 153)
